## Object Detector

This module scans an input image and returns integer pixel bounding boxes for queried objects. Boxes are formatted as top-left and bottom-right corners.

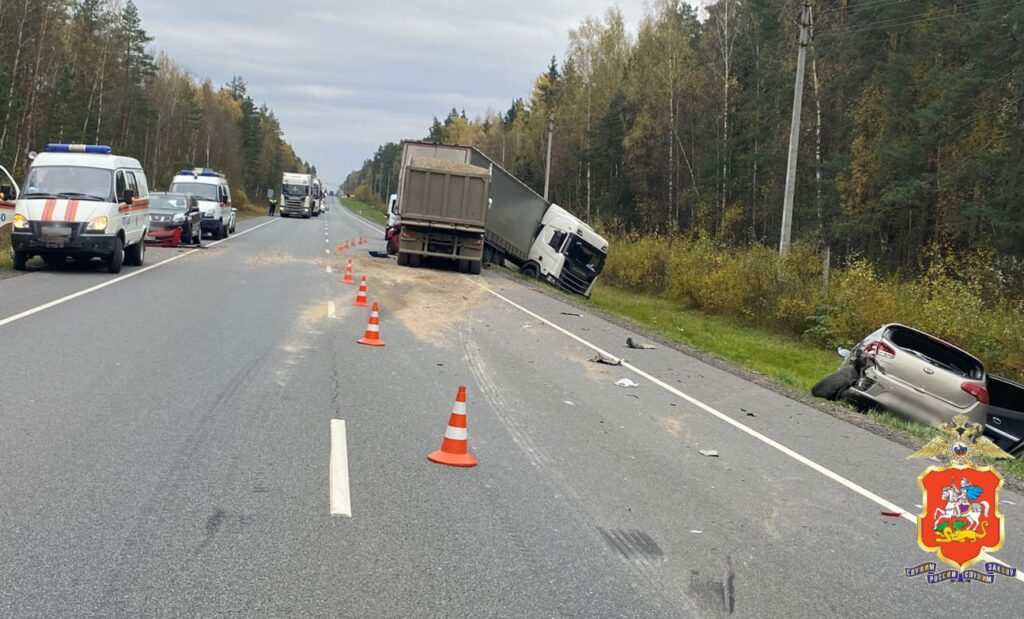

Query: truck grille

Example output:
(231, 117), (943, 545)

(558, 267), (594, 296)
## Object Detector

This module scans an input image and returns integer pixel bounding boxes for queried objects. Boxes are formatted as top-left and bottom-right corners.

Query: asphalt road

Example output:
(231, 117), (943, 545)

(1, 196), (1021, 617)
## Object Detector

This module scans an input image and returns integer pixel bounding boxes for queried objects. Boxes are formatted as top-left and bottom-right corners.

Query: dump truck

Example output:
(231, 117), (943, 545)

(467, 149), (608, 297)
(394, 142), (491, 274)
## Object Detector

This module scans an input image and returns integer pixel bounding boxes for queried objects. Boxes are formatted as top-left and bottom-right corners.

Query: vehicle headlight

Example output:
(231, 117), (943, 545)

(13, 213), (28, 230)
(86, 216), (108, 232)
(172, 213), (186, 223)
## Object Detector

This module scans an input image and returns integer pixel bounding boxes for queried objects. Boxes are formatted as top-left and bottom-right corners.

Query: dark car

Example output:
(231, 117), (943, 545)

(147, 192), (201, 246)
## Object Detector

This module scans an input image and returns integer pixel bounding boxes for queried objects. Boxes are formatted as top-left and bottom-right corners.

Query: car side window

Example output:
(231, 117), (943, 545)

(549, 230), (567, 252)
(115, 171), (127, 199)
(124, 172), (138, 193)
(134, 171), (149, 199)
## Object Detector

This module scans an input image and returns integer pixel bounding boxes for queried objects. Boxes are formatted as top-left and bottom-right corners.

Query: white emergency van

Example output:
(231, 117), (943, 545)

(168, 168), (233, 239)
(9, 144), (149, 273)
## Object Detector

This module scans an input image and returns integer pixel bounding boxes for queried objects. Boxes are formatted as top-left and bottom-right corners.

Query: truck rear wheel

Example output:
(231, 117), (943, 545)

(457, 260), (470, 274)
(397, 252), (409, 266)
(409, 254), (421, 268)
(469, 261), (482, 275)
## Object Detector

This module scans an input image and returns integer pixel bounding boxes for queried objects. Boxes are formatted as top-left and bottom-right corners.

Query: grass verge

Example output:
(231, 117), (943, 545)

(0, 227), (10, 269)
(340, 198), (387, 226)
(234, 202), (267, 221)
(587, 281), (1024, 480)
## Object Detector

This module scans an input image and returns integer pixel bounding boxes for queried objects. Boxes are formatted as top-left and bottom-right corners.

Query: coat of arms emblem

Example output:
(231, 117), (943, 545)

(907, 414), (1017, 583)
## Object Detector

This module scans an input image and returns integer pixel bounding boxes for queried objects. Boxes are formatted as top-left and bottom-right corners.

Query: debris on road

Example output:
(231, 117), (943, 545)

(626, 337), (656, 350)
(590, 352), (623, 366)
(561, 312), (584, 317)
(698, 449), (720, 458)
(564, 401), (575, 406)
(689, 530), (703, 534)
(368, 250), (389, 258)
(615, 378), (640, 388)
(880, 512), (901, 518)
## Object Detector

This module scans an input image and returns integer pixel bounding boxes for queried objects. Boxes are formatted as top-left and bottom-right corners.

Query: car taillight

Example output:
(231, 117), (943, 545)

(961, 382), (990, 404)
(864, 341), (896, 359)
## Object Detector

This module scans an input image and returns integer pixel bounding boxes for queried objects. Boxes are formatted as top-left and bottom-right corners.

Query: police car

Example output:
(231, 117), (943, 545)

(9, 144), (150, 273)
(169, 168), (233, 239)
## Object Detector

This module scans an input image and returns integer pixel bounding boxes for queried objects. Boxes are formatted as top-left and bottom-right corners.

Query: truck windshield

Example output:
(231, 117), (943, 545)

(23, 166), (112, 201)
(169, 182), (218, 201)
(564, 235), (606, 275)
(282, 184), (309, 196)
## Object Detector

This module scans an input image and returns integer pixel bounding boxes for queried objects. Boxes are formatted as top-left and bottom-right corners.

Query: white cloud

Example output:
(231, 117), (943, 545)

(132, 0), (649, 176)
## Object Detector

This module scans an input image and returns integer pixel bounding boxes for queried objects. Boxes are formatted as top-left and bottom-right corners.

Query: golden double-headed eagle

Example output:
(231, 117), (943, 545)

(909, 414), (1014, 466)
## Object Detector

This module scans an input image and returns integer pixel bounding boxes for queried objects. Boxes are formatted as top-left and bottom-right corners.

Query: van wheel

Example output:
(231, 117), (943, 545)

(107, 237), (124, 274)
(13, 250), (28, 271)
(125, 238), (145, 266)
(213, 222), (224, 240)
(469, 260), (482, 275)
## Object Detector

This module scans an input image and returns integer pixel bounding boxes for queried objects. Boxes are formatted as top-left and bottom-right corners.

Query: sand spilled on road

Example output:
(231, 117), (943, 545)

(245, 251), (308, 267)
(347, 255), (484, 348)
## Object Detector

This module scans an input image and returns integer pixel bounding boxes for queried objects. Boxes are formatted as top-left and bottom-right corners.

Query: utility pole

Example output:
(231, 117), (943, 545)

(779, 0), (813, 255)
(543, 111), (555, 201)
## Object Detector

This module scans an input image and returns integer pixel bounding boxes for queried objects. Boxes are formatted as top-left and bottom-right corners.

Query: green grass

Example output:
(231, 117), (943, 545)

(0, 227), (10, 268)
(588, 282), (839, 393)
(586, 281), (1024, 480)
(234, 202), (266, 221)
(340, 198), (387, 226)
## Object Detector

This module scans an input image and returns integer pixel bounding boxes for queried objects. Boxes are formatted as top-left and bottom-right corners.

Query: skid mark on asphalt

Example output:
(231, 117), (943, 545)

(476, 281), (1024, 583)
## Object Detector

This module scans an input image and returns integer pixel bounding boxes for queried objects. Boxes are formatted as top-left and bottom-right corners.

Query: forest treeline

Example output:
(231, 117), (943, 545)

(0, 0), (310, 202)
(347, 0), (1024, 278)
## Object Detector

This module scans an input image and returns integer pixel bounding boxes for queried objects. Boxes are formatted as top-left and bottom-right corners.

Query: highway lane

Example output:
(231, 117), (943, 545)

(0, 196), (1021, 616)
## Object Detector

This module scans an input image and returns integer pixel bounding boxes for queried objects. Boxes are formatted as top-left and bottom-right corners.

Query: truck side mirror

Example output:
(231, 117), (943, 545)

(0, 185), (15, 200)
(121, 189), (135, 204)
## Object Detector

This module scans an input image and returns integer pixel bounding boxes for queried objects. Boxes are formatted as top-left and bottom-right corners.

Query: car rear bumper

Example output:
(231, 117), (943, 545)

(850, 368), (988, 425)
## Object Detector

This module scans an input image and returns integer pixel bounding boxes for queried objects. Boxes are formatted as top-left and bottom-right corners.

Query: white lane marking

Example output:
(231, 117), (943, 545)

(328, 301), (336, 318)
(0, 218), (281, 330)
(325, 249), (330, 255)
(326, 266), (333, 274)
(329, 419), (352, 516)
(478, 283), (1024, 582)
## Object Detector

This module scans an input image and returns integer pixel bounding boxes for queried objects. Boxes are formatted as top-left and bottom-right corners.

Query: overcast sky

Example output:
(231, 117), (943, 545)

(132, 0), (649, 187)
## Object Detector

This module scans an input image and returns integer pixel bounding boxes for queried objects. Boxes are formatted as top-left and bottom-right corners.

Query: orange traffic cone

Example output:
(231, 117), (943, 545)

(341, 259), (354, 284)
(357, 302), (384, 347)
(428, 386), (477, 467)
(353, 275), (368, 307)
(336, 243), (344, 253)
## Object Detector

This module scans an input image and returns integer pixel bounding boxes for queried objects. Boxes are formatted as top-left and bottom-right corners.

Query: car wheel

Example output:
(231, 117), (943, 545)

(469, 260), (482, 275)
(107, 237), (124, 274)
(811, 365), (860, 401)
(12, 250), (28, 271)
(125, 236), (145, 266)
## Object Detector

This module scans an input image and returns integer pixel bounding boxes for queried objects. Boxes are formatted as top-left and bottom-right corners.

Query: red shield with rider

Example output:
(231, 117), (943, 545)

(917, 465), (1004, 569)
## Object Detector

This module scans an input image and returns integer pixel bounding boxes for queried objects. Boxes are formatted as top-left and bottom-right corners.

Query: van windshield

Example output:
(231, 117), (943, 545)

(564, 235), (606, 276)
(23, 166), (112, 201)
(169, 182), (219, 201)
(283, 184), (309, 196)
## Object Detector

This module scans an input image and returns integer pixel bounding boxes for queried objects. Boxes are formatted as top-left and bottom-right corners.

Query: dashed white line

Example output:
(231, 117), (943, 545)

(0, 218), (281, 329)
(326, 266), (333, 274)
(328, 301), (336, 318)
(329, 419), (352, 516)
(477, 282), (1023, 582)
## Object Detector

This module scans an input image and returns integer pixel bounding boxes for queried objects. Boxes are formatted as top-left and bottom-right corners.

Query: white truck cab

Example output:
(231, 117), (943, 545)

(10, 144), (150, 273)
(280, 173), (314, 218)
(169, 168), (232, 239)
(528, 205), (608, 297)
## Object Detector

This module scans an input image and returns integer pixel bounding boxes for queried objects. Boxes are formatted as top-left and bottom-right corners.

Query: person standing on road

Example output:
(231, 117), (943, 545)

(268, 197), (277, 217)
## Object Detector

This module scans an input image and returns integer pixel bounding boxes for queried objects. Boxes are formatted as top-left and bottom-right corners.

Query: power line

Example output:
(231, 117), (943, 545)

(820, 0), (1024, 36)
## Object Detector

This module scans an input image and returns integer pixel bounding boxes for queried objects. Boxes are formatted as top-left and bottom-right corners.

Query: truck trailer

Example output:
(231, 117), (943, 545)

(394, 142), (491, 274)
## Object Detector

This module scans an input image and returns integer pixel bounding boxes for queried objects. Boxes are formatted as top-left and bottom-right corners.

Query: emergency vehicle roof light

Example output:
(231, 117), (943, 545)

(177, 168), (224, 178)
(46, 144), (112, 154)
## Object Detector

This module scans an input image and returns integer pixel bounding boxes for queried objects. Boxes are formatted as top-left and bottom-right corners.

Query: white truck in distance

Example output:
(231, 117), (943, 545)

(280, 173), (316, 218)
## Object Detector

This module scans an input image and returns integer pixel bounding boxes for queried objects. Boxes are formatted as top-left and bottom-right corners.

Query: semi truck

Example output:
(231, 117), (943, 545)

(467, 148), (608, 296)
(280, 172), (316, 218)
(394, 142), (491, 274)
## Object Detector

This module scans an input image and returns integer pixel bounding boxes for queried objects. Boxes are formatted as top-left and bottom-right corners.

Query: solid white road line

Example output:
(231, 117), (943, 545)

(329, 419), (352, 517)
(478, 282), (1023, 582)
(0, 218), (281, 330)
